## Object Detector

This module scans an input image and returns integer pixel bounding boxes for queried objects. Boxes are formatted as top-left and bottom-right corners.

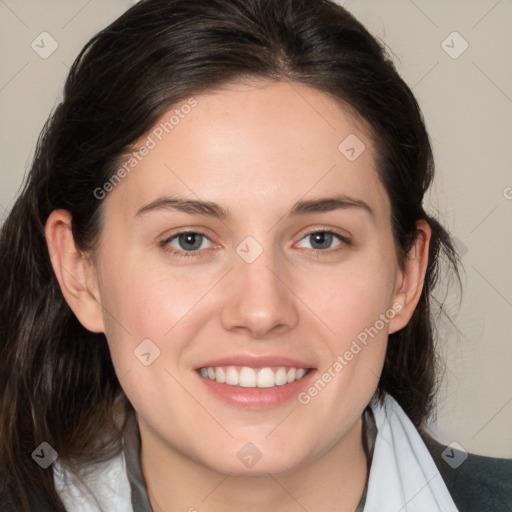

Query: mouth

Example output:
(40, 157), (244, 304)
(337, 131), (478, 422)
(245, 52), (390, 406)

(197, 365), (313, 388)
(195, 360), (317, 410)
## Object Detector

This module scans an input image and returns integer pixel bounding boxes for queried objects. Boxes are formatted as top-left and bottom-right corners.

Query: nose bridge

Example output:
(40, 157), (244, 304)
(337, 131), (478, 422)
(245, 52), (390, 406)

(220, 236), (299, 336)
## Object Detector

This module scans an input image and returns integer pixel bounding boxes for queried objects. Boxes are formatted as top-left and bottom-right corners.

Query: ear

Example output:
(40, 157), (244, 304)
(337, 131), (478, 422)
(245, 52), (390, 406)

(388, 219), (431, 335)
(45, 209), (105, 333)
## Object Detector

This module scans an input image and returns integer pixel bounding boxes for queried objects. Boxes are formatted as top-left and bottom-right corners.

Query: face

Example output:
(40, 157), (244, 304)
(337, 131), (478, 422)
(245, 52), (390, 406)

(89, 79), (408, 475)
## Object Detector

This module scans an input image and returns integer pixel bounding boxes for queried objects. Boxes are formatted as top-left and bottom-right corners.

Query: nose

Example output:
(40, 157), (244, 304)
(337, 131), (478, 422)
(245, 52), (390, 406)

(220, 249), (299, 338)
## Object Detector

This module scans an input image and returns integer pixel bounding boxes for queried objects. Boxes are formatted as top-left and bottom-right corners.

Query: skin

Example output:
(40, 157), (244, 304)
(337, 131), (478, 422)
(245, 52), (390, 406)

(46, 79), (430, 512)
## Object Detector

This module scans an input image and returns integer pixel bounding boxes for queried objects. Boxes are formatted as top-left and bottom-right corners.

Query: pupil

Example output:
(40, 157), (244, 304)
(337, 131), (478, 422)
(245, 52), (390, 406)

(180, 233), (201, 250)
(311, 232), (331, 249)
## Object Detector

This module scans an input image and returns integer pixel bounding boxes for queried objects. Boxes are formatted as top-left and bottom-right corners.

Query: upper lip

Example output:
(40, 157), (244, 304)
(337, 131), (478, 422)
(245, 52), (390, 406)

(196, 354), (315, 370)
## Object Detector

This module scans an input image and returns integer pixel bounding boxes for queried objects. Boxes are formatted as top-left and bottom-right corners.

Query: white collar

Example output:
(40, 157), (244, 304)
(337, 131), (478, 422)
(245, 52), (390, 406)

(364, 393), (459, 511)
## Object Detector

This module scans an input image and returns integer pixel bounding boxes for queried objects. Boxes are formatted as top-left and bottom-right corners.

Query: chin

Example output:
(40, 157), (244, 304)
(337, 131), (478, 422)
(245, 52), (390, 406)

(192, 440), (311, 477)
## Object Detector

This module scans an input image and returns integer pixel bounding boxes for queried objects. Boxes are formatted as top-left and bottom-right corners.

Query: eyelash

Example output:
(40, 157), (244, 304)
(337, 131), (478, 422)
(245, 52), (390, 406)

(160, 229), (351, 259)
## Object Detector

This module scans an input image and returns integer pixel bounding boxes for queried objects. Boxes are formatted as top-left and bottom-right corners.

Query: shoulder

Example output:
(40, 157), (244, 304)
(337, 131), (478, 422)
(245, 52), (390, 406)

(420, 431), (512, 512)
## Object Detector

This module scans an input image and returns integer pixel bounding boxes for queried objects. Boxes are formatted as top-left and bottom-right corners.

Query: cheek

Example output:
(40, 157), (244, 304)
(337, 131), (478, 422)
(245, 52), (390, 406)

(98, 267), (207, 423)
(295, 269), (394, 434)
(307, 260), (397, 343)
(98, 260), (209, 370)
(300, 253), (397, 399)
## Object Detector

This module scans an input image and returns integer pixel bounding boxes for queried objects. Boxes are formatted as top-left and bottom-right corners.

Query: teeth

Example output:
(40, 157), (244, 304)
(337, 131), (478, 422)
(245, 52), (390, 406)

(199, 366), (310, 388)
(274, 367), (287, 386)
(239, 367), (256, 387)
(296, 368), (307, 379)
(215, 367), (226, 383)
(226, 367), (239, 386)
(257, 368), (275, 388)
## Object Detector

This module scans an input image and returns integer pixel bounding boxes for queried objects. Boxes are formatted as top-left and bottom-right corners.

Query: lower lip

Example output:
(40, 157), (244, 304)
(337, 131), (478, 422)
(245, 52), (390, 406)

(195, 370), (317, 410)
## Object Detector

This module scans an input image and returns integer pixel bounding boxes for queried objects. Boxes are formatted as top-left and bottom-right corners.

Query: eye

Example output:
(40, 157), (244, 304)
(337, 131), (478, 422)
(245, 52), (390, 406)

(160, 229), (350, 259)
(161, 231), (213, 257)
(295, 230), (349, 252)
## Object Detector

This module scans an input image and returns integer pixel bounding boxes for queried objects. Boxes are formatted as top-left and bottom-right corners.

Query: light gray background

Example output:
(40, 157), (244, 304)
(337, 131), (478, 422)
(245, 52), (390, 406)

(0, 0), (511, 458)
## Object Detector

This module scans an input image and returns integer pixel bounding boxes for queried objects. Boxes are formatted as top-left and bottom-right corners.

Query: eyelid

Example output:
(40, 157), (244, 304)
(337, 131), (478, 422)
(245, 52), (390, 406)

(294, 226), (351, 245)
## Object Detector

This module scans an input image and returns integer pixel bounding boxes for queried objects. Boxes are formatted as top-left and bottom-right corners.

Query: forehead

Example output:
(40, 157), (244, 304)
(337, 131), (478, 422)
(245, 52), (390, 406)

(105, 79), (390, 222)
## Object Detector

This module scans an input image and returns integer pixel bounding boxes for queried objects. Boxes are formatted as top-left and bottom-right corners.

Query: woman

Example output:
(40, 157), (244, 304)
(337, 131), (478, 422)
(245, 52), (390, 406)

(0, 0), (510, 511)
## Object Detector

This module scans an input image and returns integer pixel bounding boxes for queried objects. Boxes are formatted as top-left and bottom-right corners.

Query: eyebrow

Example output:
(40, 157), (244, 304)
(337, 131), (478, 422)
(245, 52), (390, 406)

(135, 194), (375, 221)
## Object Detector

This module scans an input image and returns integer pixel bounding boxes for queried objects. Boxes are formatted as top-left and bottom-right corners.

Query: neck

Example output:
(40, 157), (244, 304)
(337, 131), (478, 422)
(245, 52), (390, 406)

(140, 417), (368, 512)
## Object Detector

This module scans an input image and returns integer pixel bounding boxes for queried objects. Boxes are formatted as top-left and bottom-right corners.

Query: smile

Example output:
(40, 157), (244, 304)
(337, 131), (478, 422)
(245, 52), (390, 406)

(198, 366), (311, 388)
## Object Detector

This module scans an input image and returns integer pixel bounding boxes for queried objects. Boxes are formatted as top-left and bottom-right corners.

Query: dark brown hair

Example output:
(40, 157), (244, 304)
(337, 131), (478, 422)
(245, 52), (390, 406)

(0, 0), (460, 509)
